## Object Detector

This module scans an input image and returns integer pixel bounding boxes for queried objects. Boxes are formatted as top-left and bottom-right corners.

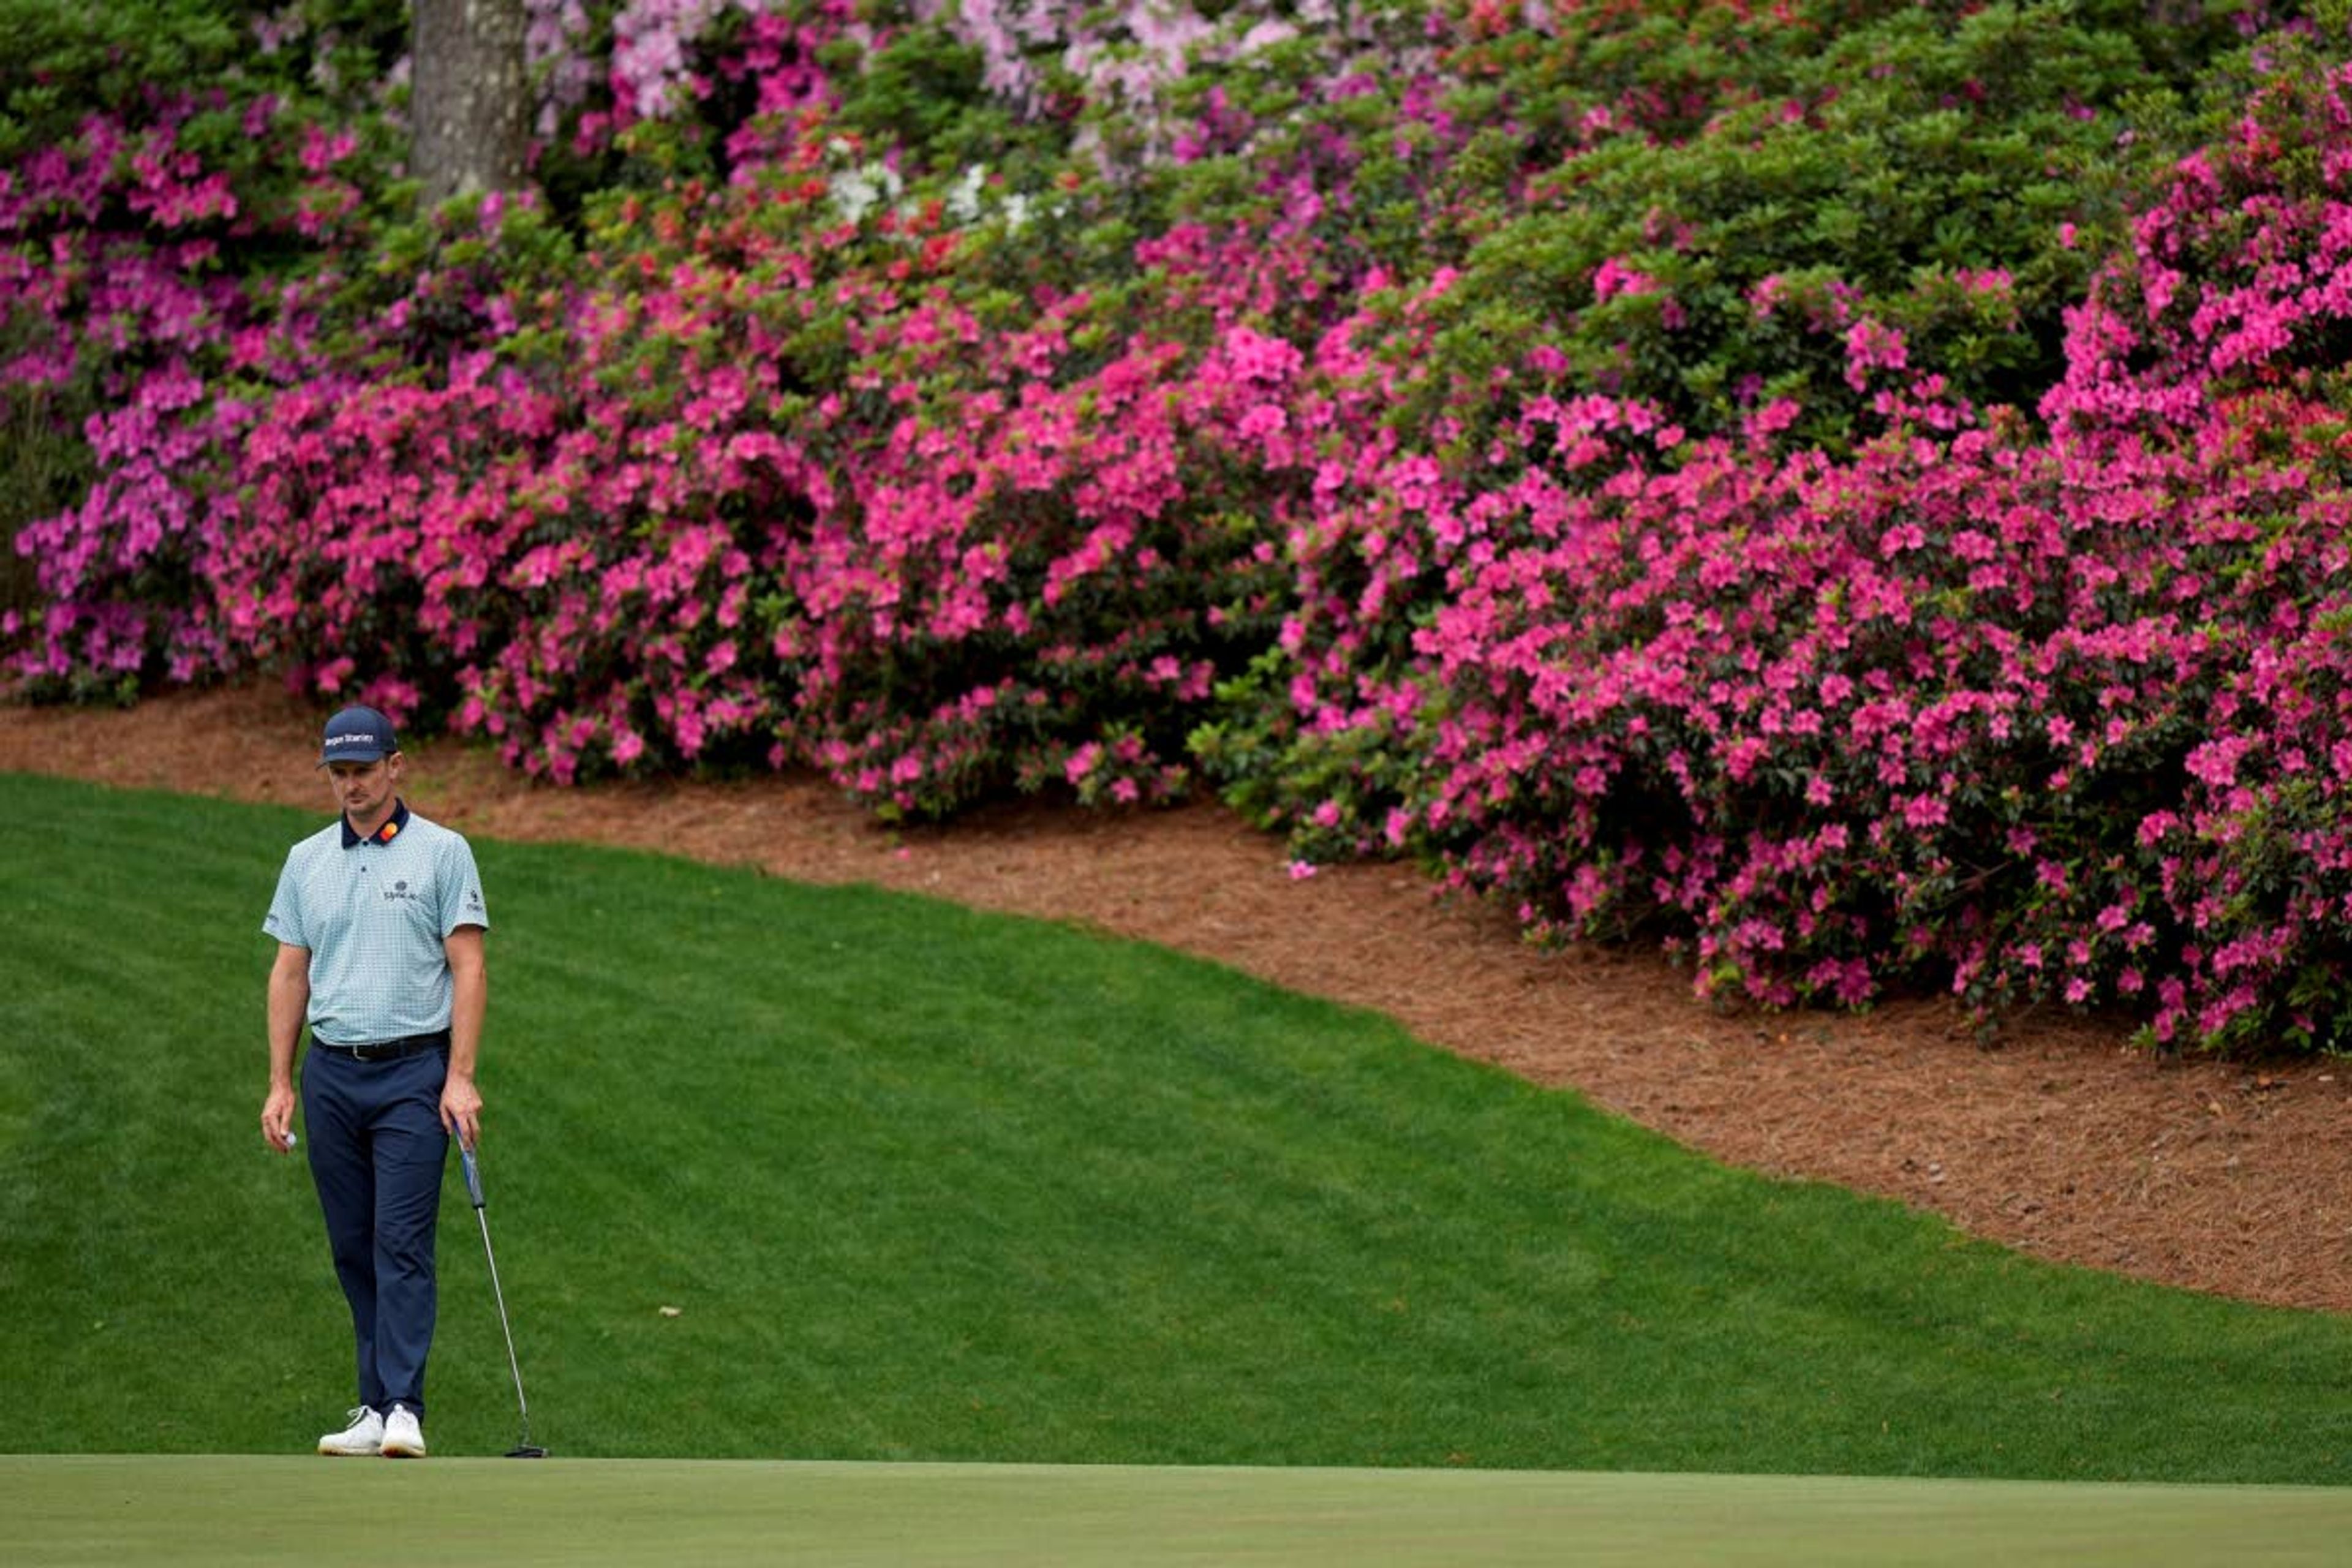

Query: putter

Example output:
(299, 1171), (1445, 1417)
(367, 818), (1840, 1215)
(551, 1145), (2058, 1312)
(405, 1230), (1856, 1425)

(458, 1137), (548, 1458)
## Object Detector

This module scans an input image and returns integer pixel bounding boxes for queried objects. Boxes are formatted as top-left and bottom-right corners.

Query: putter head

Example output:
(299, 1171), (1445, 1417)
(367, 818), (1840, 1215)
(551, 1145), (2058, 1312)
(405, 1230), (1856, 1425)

(505, 1444), (549, 1458)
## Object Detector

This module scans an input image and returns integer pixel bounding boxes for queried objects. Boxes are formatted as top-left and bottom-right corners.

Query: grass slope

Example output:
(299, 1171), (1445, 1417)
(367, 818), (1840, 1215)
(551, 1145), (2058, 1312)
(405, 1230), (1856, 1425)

(9, 1457), (2352, 1567)
(2, 771), (2349, 1481)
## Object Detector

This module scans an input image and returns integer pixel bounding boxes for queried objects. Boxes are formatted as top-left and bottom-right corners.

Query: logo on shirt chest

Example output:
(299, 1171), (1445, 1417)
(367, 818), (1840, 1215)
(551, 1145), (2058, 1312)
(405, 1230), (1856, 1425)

(383, 878), (426, 904)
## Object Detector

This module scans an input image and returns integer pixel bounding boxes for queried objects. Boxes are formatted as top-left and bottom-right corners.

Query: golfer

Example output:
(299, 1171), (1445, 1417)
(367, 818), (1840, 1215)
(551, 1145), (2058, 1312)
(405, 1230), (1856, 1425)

(257, 704), (490, 1459)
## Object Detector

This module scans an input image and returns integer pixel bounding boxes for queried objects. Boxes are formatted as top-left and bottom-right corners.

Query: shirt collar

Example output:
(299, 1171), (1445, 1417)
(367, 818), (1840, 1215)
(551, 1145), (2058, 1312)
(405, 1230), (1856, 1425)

(341, 799), (412, 850)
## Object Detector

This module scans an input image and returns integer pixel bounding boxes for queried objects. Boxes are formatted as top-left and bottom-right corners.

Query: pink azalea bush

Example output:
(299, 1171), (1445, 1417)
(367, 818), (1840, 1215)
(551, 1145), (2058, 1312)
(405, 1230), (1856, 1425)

(1259, 47), (2352, 1050)
(17, 121), (1324, 807)
(11, 1), (2352, 1051)
(0, 6), (390, 697)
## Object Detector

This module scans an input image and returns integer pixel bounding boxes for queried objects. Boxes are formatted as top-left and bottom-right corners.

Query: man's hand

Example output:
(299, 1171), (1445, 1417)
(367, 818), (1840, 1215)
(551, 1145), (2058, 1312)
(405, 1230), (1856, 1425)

(442, 1071), (484, 1152)
(260, 1084), (297, 1153)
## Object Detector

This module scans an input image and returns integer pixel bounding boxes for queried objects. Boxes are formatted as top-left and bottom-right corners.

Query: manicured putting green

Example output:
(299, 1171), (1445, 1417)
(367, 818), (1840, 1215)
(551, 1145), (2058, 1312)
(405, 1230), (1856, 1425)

(7, 1455), (2351, 1566)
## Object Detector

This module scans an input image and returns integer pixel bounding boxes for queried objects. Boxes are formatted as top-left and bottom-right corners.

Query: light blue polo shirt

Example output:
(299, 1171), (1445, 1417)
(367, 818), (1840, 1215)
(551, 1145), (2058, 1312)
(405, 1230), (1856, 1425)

(263, 802), (489, 1046)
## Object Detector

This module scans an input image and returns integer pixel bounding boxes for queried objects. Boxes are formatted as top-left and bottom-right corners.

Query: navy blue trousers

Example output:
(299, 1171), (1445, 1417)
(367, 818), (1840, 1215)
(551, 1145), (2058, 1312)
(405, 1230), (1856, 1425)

(301, 1044), (450, 1417)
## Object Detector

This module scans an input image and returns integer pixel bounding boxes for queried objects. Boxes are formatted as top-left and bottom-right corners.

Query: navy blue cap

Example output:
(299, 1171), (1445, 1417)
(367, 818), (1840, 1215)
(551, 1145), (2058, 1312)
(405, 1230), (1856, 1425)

(318, 704), (398, 766)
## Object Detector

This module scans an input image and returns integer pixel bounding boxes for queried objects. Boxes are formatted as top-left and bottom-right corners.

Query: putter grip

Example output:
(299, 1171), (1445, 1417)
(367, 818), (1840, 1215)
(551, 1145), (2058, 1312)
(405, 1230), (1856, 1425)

(461, 1144), (486, 1208)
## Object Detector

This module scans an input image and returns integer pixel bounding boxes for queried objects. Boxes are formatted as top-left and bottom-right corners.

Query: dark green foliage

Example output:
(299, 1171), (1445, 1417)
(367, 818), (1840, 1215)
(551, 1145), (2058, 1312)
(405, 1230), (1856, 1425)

(1415, 0), (2219, 454)
(0, 0), (398, 158)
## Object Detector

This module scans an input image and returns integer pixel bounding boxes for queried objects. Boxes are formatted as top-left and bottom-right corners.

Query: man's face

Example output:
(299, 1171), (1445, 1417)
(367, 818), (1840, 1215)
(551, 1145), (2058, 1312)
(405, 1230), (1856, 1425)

(326, 755), (402, 824)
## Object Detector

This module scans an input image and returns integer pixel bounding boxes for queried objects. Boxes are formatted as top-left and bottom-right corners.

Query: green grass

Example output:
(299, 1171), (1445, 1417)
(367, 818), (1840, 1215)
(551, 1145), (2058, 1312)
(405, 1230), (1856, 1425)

(3, 771), (2351, 1482)
(9, 1457), (2352, 1567)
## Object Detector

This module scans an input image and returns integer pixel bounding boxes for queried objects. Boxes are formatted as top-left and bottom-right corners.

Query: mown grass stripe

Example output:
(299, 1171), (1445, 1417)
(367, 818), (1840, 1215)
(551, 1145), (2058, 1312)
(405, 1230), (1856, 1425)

(3, 771), (2350, 1482)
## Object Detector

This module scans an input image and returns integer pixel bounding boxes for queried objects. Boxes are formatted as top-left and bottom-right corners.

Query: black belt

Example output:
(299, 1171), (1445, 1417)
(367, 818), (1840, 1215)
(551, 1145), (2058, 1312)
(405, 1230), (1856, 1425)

(312, 1030), (451, 1061)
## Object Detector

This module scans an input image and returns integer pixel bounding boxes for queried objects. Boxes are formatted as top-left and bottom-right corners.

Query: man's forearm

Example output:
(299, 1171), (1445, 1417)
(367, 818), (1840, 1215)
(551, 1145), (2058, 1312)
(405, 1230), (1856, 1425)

(266, 970), (308, 1087)
(448, 961), (486, 1079)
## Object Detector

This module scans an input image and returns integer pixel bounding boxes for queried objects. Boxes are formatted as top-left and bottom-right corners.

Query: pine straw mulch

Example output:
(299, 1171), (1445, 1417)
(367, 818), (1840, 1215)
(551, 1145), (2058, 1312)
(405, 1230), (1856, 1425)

(8, 682), (2351, 1313)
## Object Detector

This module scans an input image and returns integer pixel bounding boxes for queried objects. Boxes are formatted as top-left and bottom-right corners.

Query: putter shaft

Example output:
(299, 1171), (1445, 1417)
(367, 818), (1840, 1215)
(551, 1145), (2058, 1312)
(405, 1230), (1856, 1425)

(473, 1205), (532, 1447)
(461, 1144), (537, 1454)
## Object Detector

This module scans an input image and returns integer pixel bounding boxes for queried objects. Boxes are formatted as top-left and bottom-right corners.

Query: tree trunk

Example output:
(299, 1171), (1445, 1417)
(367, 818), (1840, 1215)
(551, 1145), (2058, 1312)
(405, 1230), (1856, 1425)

(410, 0), (530, 208)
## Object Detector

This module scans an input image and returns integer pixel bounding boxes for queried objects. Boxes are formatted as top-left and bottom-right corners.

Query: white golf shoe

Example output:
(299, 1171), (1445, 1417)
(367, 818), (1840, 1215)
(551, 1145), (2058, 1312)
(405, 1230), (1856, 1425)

(317, 1406), (383, 1457)
(379, 1403), (428, 1458)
